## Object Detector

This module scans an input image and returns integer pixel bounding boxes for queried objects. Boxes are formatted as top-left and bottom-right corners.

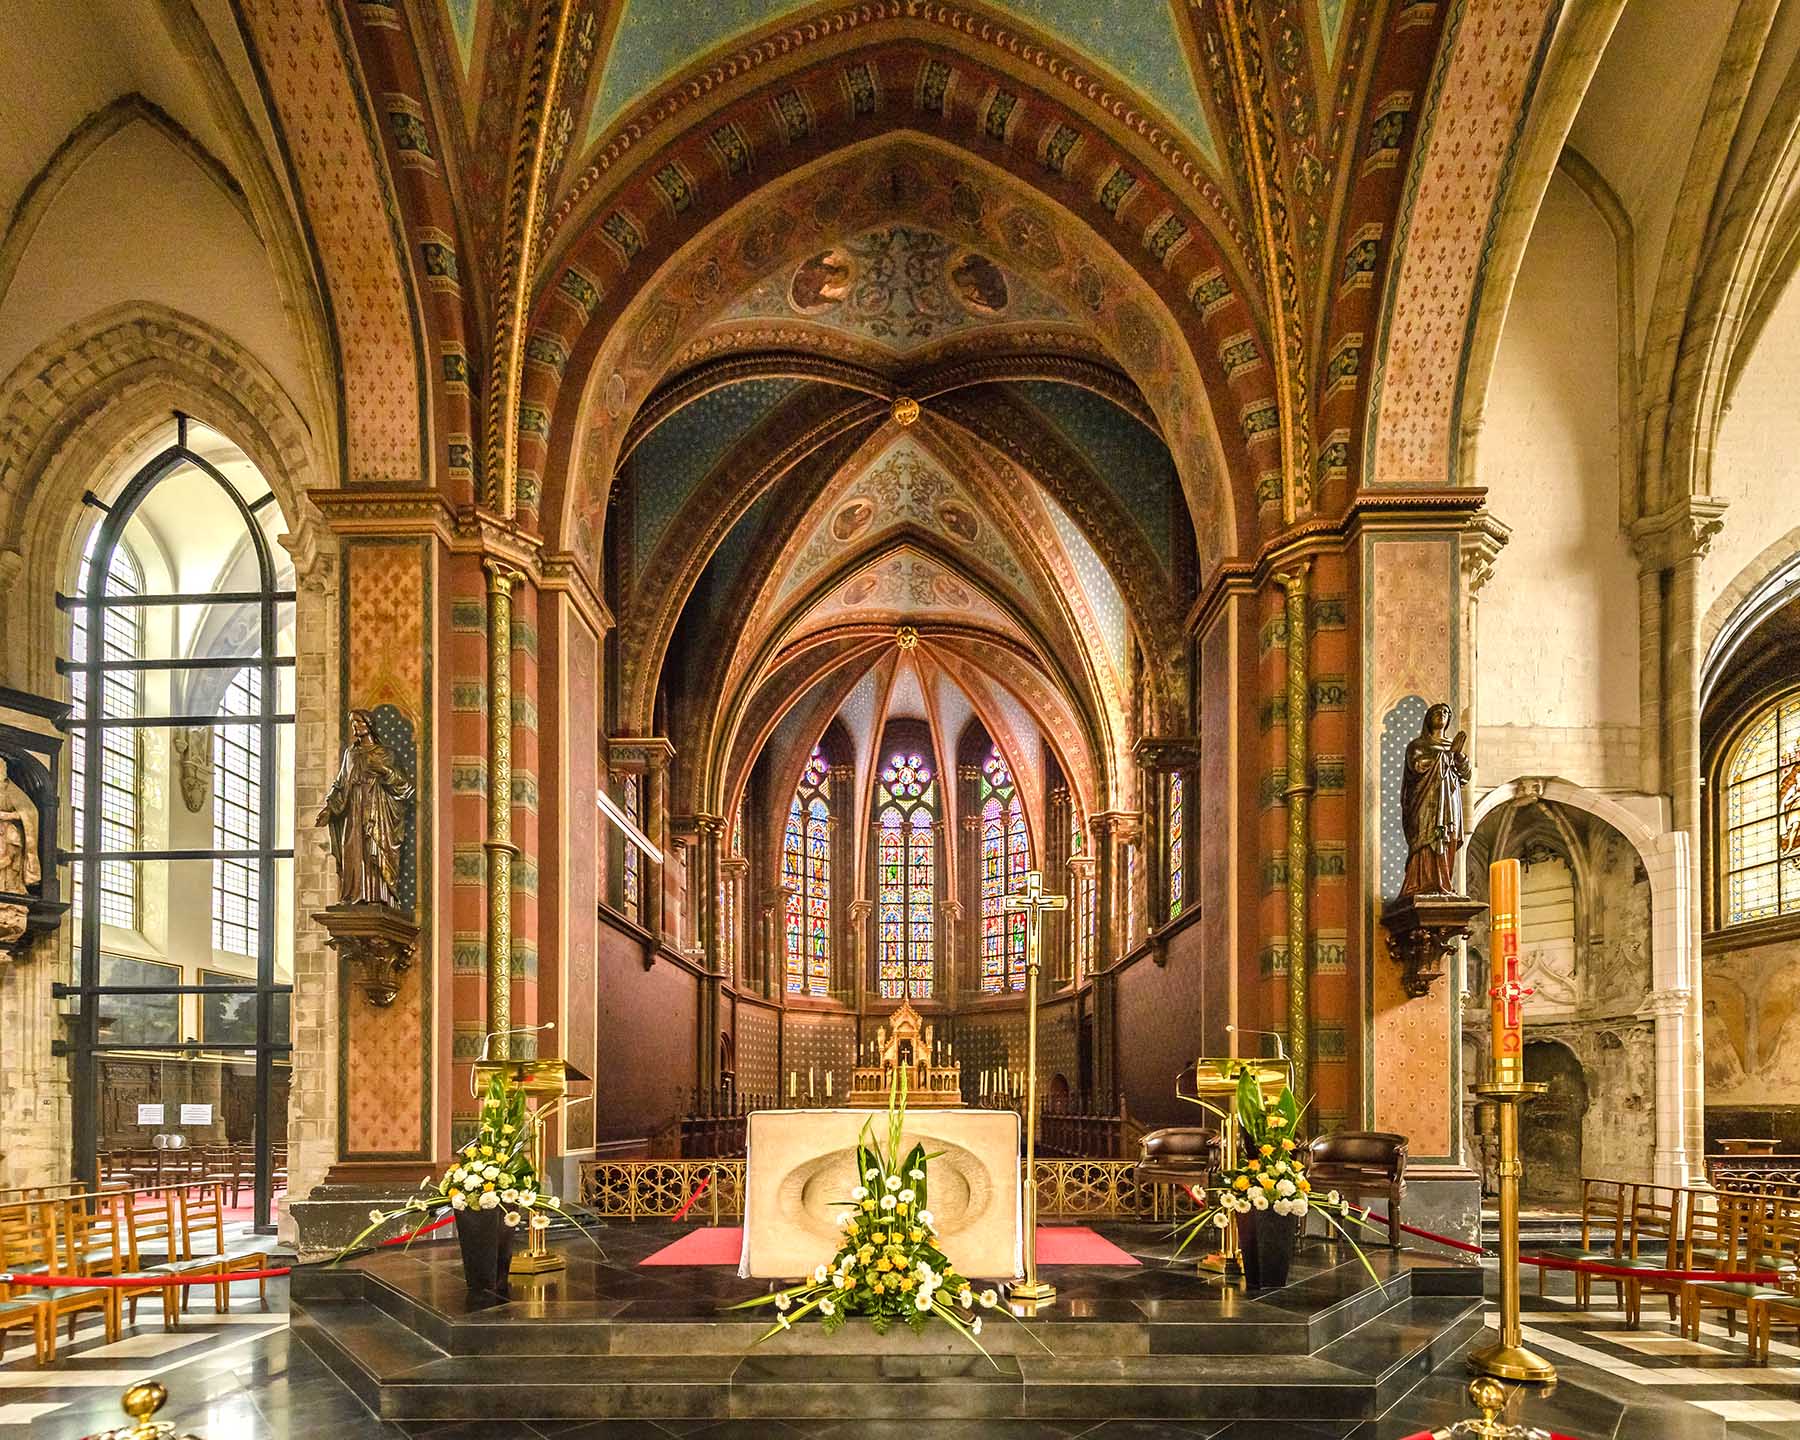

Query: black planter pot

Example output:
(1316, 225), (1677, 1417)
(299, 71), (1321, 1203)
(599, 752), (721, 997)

(455, 1207), (517, 1296)
(1235, 1209), (1299, 1290)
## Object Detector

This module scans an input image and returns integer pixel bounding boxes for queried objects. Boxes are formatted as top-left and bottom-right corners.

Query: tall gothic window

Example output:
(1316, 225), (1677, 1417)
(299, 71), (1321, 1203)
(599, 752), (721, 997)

(1072, 805), (1095, 973)
(69, 536), (143, 933)
(876, 750), (936, 999)
(1722, 693), (1800, 924)
(621, 775), (643, 923)
(212, 668), (262, 954)
(784, 747), (831, 995)
(722, 798), (744, 981)
(1167, 771), (1185, 922)
(979, 745), (1029, 992)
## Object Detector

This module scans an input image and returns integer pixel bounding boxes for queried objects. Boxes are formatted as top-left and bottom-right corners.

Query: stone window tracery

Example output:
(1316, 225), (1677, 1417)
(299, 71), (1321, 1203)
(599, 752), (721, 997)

(979, 744), (1029, 992)
(876, 749), (936, 1000)
(784, 747), (831, 995)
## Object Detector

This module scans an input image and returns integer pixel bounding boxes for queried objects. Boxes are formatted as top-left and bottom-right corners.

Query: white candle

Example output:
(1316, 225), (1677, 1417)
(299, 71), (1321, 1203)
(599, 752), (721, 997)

(825, 1071), (833, 1098)
(789, 1070), (797, 1098)
(809, 1065), (815, 1098)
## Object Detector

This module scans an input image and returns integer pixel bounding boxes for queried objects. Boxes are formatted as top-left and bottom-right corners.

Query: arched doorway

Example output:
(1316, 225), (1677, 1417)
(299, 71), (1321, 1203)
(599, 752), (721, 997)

(63, 416), (295, 1231)
(1522, 1041), (1589, 1208)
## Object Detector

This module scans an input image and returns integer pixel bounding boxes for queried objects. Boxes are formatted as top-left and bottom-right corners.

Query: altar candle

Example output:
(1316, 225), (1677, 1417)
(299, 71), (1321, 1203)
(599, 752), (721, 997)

(825, 1071), (833, 1098)
(809, 1065), (815, 1098)
(1489, 858), (1530, 1086)
(789, 1070), (797, 1099)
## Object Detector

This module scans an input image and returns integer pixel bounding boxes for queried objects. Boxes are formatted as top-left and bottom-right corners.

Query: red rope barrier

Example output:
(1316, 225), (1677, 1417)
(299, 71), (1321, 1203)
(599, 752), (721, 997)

(1, 1268), (291, 1289)
(671, 1173), (711, 1222)
(1349, 1206), (1491, 1256)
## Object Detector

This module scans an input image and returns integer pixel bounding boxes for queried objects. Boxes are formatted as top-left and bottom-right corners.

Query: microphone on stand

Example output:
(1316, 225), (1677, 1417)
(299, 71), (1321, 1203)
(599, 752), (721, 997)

(1224, 1024), (1288, 1060)
(472, 1022), (557, 1093)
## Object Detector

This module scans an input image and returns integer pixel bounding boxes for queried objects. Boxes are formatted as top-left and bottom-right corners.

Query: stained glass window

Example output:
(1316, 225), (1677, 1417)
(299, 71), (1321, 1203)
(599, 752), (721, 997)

(784, 748), (832, 995)
(212, 667), (262, 954)
(621, 775), (642, 923)
(979, 746), (1030, 992)
(1723, 695), (1800, 925)
(69, 538), (142, 934)
(1071, 804), (1094, 974)
(876, 750), (936, 999)
(1167, 771), (1185, 922)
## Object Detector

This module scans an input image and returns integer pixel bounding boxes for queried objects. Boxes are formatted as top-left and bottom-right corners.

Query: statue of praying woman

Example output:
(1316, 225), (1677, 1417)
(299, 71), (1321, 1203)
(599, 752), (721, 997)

(316, 709), (415, 909)
(1399, 702), (1472, 898)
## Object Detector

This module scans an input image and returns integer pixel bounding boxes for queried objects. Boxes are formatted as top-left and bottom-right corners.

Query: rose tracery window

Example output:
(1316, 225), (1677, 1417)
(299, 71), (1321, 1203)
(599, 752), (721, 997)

(1722, 694), (1800, 925)
(784, 747), (831, 995)
(876, 750), (936, 1000)
(979, 746), (1029, 992)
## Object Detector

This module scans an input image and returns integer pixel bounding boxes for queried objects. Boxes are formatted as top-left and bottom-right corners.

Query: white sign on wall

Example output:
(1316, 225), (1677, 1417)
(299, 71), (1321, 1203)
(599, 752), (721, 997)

(179, 1103), (213, 1125)
(137, 1103), (164, 1125)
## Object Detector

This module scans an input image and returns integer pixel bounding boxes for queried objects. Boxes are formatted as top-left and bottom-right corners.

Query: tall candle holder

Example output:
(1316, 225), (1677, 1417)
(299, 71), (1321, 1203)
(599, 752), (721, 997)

(1002, 870), (1066, 1311)
(1466, 858), (1556, 1384)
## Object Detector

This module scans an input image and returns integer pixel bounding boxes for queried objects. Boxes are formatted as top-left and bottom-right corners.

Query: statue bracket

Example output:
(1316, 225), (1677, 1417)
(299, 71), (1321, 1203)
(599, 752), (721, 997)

(0, 894), (71, 961)
(316, 903), (419, 1007)
(1380, 893), (1487, 1000)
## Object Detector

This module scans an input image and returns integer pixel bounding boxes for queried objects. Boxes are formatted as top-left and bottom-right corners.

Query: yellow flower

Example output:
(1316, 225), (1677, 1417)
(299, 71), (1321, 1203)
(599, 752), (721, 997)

(479, 1146), (493, 1158)
(1297, 1179), (1311, 1194)
(900, 1277), (915, 1292)
(1259, 1176), (1275, 1191)
(483, 1183), (496, 1193)
(872, 1231), (886, 1243)
(1233, 1175), (1250, 1191)
(1259, 1144), (1274, 1158)
(876, 1258), (893, 1273)
(862, 1199), (875, 1211)
(1247, 1160), (1261, 1173)
(909, 1228), (923, 1242)
(1280, 1138), (1296, 1152)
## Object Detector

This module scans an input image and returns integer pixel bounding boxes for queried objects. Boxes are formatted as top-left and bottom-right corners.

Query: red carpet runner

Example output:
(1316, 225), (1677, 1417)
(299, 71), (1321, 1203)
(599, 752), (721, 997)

(641, 1225), (1139, 1267)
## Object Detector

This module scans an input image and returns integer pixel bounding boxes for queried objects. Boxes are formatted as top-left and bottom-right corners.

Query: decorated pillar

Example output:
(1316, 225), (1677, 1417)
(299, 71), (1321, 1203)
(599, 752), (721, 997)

(829, 763), (855, 996)
(848, 898), (873, 1010)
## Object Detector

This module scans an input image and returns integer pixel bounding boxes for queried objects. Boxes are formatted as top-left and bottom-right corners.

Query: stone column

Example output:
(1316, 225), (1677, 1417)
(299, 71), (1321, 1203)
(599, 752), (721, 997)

(1088, 811), (1139, 1108)
(829, 764), (855, 997)
(1639, 986), (1694, 1189)
(1630, 497), (1726, 1172)
(720, 855), (748, 985)
(693, 814), (725, 1092)
(848, 898), (873, 1007)
(759, 899), (782, 998)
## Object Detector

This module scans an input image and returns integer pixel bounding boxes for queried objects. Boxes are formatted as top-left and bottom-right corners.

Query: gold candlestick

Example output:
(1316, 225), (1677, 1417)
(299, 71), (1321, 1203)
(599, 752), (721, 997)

(1003, 870), (1067, 1309)
(1467, 858), (1555, 1384)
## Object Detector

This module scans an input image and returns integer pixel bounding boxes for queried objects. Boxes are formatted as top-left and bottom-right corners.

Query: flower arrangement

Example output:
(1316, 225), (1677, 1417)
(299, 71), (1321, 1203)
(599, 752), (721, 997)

(339, 1068), (571, 1254)
(730, 1073), (1000, 1352)
(1173, 1062), (1379, 1282)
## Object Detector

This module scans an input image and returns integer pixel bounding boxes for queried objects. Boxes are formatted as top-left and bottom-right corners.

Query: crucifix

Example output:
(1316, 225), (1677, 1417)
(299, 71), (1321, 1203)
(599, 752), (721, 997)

(1001, 869), (1067, 1307)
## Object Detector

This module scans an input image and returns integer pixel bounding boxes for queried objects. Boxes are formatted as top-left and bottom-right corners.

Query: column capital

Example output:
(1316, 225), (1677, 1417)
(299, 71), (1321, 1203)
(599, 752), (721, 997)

(1067, 854), (1097, 876)
(1134, 736), (1202, 772)
(1638, 987), (1692, 1020)
(1629, 496), (1728, 571)
(1460, 509), (1512, 595)
(1090, 810), (1142, 845)
(849, 898), (874, 921)
(607, 735), (676, 773)
(720, 855), (750, 877)
(941, 899), (964, 921)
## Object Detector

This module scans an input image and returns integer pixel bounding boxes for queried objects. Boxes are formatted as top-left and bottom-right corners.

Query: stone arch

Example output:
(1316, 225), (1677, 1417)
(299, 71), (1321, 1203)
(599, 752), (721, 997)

(538, 130), (1250, 572)
(1700, 533), (1800, 700)
(1469, 774), (1697, 1185)
(0, 302), (329, 688)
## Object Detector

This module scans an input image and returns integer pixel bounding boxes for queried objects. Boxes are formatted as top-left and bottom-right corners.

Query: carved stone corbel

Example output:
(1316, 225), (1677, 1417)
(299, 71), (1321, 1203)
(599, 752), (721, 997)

(1381, 893), (1487, 999)
(316, 903), (419, 1007)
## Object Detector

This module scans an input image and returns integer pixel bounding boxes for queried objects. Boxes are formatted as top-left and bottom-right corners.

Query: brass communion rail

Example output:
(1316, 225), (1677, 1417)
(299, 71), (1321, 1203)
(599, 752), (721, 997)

(576, 1158), (1160, 1221)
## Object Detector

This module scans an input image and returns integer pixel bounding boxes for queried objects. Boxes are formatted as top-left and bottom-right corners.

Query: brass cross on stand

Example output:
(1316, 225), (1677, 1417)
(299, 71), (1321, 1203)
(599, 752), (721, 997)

(1000, 869), (1066, 1307)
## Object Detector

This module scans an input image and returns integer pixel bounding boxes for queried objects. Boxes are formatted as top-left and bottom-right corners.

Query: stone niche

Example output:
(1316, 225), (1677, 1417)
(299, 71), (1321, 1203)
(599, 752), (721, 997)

(1462, 804), (1656, 1205)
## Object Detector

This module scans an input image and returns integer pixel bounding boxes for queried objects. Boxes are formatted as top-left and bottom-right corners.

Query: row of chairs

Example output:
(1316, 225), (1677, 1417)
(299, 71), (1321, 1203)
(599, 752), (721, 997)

(0, 1183), (271, 1365)
(99, 1145), (287, 1207)
(1538, 1177), (1800, 1361)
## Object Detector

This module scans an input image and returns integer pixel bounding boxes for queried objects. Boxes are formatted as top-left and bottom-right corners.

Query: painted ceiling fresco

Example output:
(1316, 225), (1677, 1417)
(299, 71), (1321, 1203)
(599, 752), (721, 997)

(581, 0), (1218, 167)
(790, 547), (1026, 643)
(715, 228), (1079, 357)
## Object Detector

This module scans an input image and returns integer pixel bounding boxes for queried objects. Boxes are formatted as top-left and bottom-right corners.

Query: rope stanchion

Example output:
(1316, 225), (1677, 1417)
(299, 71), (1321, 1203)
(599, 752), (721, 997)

(1348, 1205), (1492, 1256)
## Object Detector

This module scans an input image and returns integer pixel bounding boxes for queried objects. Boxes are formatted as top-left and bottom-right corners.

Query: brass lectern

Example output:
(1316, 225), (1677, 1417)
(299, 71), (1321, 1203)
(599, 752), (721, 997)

(1178, 1056), (1292, 1278)
(471, 1054), (590, 1276)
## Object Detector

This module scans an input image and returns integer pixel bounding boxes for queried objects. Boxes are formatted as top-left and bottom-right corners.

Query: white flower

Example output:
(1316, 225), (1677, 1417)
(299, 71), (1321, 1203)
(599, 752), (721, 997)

(1274, 1161), (1290, 1176)
(1276, 1179), (1296, 1197)
(979, 1289), (997, 1308)
(886, 1176), (901, 1192)
(837, 1273), (853, 1289)
(813, 1265), (829, 1284)
(971, 1317), (983, 1335)
(1327, 1190), (1341, 1207)
(1250, 1190), (1269, 1211)
(898, 1188), (916, 1204)
(484, 1164), (500, 1180)
(865, 1168), (879, 1180)
(504, 1211), (522, 1227)
(820, 1298), (835, 1317)
(369, 1208), (386, 1224)
(852, 1186), (869, 1201)
(777, 1312), (792, 1330)
(531, 1213), (550, 1230)
(908, 1168), (923, 1180)
(501, 1189), (519, 1204)
(1273, 1199), (1293, 1217)
(1293, 1198), (1309, 1217)
(548, 1195), (561, 1208)
(958, 1286), (973, 1307)
(775, 1292), (791, 1311)
(450, 1192), (468, 1210)
(881, 1195), (897, 1211)
(916, 1293), (932, 1311)
(1213, 1210), (1230, 1230)
(918, 1210), (935, 1227)
(916, 1261), (935, 1282)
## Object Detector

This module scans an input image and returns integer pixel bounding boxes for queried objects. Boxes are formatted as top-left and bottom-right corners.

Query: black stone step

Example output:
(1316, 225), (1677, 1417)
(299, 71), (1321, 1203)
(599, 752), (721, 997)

(291, 1287), (1485, 1423)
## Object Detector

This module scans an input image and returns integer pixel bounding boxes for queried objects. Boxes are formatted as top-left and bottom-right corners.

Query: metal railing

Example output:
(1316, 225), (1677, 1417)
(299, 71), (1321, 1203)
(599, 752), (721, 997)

(577, 1158), (1157, 1220)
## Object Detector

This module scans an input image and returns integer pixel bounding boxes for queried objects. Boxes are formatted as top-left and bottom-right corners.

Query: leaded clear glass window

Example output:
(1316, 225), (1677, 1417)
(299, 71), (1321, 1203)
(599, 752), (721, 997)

(1723, 695), (1800, 924)
(69, 538), (143, 934)
(211, 667), (261, 954)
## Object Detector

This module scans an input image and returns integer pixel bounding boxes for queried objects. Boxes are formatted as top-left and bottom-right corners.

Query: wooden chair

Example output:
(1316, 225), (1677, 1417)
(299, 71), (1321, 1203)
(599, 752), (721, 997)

(1750, 1289), (1800, 1364)
(0, 1201), (120, 1362)
(1530, 1176), (1626, 1303)
(82, 1193), (182, 1329)
(157, 1185), (269, 1312)
(1681, 1194), (1798, 1343)
(1307, 1131), (1407, 1247)
(1133, 1127), (1219, 1222)
(1611, 1183), (1687, 1325)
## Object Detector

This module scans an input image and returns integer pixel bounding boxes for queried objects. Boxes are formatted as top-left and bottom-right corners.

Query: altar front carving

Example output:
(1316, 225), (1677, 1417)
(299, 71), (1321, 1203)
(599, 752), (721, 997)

(846, 1000), (962, 1108)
